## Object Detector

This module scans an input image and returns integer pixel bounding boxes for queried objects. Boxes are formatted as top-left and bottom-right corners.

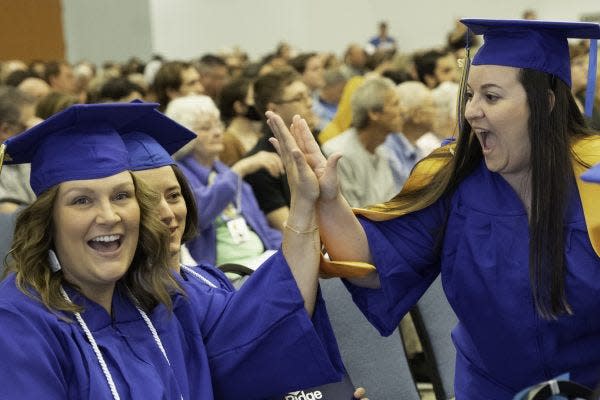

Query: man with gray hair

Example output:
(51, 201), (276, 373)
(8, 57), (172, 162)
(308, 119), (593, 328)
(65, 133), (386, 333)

(321, 77), (403, 207)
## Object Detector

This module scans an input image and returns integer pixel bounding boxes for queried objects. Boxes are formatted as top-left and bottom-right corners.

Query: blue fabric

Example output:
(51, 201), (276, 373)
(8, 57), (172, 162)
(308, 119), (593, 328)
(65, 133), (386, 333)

(123, 129), (194, 172)
(585, 39), (598, 117)
(176, 156), (282, 266)
(383, 132), (419, 189)
(181, 263), (235, 292)
(0, 252), (344, 399)
(581, 163), (600, 183)
(461, 19), (600, 88)
(3, 103), (160, 196)
(345, 160), (600, 399)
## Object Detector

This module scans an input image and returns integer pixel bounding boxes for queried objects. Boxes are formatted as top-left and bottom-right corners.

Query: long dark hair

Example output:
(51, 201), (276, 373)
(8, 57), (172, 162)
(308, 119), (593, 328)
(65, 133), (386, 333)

(379, 68), (592, 319)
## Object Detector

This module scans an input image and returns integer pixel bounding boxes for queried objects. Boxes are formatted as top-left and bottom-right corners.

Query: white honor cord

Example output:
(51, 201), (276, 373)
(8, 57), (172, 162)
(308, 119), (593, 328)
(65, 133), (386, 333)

(60, 287), (121, 400)
(181, 264), (217, 288)
(61, 287), (183, 400)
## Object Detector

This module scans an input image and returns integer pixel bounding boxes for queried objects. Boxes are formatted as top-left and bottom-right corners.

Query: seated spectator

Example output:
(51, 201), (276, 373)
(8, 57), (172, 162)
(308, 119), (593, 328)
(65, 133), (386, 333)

(165, 95), (282, 267)
(289, 53), (325, 98)
(17, 77), (50, 103)
(313, 69), (347, 131)
(396, 80), (442, 156)
(413, 49), (459, 89)
(197, 54), (229, 101)
(44, 61), (77, 95)
(322, 77), (403, 207)
(153, 61), (204, 111)
(340, 44), (368, 78)
(35, 91), (79, 120)
(98, 77), (146, 102)
(0, 87), (40, 212)
(217, 77), (263, 166)
(246, 67), (316, 230)
(318, 76), (365, 144)
(431, 80), (459, 137)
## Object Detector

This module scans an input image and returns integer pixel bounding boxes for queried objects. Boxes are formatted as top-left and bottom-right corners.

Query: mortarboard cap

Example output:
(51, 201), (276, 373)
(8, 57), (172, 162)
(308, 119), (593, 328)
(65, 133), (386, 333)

(121, 104), (196, 171)
(461, 19), (600, 117)
(1, 102), (158, 196)
(581, 163), (600, 184)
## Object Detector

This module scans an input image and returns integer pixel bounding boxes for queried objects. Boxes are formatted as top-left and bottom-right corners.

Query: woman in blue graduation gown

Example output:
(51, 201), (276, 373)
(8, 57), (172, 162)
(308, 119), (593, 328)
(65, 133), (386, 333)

(268, 19), (600, 399)
(0, 102), (344, 399)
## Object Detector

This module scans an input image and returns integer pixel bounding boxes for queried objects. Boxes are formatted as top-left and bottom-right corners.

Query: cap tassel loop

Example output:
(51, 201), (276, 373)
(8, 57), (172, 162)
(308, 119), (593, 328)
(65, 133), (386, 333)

(457, 44), (472, 134)
(584, 39), (598, 118)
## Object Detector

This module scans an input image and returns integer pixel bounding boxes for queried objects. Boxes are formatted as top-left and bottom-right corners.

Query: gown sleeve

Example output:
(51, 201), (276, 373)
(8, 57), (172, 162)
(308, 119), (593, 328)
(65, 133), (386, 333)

(344, 198), (447, 336)
(0, 302), (69, 399)
(184, 251), (345, 399)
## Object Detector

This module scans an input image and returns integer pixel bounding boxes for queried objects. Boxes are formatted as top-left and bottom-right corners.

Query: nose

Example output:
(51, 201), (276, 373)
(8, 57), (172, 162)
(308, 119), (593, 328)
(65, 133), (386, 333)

(464, 95), (483, 122)
(95, 201), (121, 225)
(158, 196), (175, 226)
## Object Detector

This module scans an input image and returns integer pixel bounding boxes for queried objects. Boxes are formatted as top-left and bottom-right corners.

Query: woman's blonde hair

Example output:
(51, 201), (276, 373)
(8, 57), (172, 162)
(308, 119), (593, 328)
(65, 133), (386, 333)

(6, 172), (181, 314)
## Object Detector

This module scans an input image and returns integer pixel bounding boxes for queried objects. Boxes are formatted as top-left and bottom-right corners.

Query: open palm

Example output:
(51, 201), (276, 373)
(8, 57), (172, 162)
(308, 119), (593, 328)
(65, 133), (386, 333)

(268, 113), (341, 202)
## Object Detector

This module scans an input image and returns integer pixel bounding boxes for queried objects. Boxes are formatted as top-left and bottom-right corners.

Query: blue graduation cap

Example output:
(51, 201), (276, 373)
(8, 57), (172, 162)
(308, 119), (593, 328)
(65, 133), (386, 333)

(581, 163), (600, 184)
(0, 102), (158, 196)
(121, 106), (197, 171)
(461, 18), (600, 117)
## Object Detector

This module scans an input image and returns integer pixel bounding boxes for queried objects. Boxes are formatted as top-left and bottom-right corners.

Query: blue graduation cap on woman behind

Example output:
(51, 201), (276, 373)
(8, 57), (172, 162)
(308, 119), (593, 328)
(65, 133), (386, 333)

(121, 104), (197, 171)
(460, 18), (600, 116)
(0, 102), (159, 196)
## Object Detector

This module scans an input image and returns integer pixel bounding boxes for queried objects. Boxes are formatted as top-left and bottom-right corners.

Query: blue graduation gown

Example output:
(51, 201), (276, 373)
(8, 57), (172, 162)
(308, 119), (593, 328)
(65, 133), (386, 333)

(0, 252), (344, 399)
(181, 263), (235, 291)
(345, 161), (600, 399)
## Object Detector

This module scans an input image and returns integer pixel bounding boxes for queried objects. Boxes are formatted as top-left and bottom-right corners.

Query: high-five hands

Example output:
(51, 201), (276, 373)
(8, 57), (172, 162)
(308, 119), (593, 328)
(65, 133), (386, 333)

(266, 112), (342, 202)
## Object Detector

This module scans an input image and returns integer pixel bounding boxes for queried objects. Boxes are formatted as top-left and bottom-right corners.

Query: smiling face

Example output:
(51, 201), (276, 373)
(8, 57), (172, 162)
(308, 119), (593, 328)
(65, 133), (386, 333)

(465, 65), (531, 181)
(52, 171), (140, 298)
(133, 166), (186, 268)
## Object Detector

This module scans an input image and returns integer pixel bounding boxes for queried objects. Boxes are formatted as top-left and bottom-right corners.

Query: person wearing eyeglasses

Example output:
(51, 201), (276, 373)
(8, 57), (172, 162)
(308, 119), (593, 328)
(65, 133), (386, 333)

(244, 67), (318, 232)
(165, 95), (282, 274)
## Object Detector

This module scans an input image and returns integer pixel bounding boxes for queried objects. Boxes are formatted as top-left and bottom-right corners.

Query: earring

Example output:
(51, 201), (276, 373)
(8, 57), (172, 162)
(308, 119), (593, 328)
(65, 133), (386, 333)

(48, 249), (61, 272)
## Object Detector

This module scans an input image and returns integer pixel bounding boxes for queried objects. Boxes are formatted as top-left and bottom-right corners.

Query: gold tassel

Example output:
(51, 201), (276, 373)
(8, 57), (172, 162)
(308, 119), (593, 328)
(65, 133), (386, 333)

(0, 143), (6, 176)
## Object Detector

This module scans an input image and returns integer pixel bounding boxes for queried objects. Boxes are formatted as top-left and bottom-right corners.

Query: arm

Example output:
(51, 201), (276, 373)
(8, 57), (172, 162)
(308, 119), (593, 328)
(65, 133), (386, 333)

(267, 113), (321, 315)
(266, 205), (289, 231)
(285, 113), (377, 284)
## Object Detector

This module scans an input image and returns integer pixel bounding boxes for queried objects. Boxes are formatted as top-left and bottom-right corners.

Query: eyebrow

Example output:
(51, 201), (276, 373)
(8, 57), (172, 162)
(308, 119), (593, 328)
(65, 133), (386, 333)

(467, 83), (503, 91)
(61, 181), (135, 197)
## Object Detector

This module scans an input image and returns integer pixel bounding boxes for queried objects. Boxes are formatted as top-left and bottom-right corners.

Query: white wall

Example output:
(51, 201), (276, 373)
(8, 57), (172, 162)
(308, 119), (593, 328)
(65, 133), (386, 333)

(63, 0), (600, 63)
(148, 0), (600, 59)
(62, 0), (153, 64)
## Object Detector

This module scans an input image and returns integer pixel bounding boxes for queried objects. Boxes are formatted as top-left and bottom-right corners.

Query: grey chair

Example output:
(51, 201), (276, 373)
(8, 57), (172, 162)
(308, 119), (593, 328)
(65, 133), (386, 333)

(411, 276), (457, 399)
(0, 211), (17, 275)
(319, 277), (420, 400)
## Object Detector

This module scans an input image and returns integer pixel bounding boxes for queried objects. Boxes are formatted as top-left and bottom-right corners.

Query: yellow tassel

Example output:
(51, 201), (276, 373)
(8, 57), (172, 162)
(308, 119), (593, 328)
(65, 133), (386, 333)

(0, 143), (6, 176)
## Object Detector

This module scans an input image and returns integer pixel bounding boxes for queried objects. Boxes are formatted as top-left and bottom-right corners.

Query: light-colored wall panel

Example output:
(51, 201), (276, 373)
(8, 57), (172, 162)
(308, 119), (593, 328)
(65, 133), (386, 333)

(62, 0), (153, 64)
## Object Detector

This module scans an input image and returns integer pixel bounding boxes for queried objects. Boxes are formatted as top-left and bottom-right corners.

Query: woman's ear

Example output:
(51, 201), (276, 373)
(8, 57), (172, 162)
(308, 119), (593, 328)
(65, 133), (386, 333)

(548, 89), (556, 113)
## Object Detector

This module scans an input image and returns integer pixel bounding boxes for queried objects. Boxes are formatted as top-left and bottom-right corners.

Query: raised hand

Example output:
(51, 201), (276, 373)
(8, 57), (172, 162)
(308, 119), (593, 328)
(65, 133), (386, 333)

(268, 112), (342, 202)
(266, 112), (319, 204)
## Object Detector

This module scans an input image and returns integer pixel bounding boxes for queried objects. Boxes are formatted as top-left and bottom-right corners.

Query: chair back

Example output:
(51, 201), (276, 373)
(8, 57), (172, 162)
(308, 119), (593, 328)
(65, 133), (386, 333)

(320, 277), (420, 400)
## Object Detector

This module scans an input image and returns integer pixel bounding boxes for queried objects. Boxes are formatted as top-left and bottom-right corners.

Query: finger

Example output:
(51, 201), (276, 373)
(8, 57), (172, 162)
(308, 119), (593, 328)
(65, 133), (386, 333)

(267, 112), (298, 153)
(353, 387), (366, 398)
(325, 152), (342, 171)
(296, 117), (320, 152)
(291, 148), (310, 175)
(268, 137), (282, 158)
